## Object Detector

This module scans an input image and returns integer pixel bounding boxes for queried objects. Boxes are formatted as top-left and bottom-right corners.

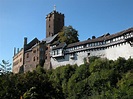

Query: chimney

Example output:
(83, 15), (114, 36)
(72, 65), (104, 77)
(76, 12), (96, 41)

(14, 47), (16, 56)
(17, 48), (19, 53)
(24, 37), (27, 46)
(92, 36), (96, 39)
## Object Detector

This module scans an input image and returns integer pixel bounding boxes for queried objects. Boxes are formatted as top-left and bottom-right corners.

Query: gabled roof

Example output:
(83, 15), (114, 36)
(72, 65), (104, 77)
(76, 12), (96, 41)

(52, 42), (66, 50)
(25, 38), (39, 51)
(67, 27), (133, 48)
(42, 34), (58, 44)
(50, 40), (60, 46)
(105, 27), (133, 40)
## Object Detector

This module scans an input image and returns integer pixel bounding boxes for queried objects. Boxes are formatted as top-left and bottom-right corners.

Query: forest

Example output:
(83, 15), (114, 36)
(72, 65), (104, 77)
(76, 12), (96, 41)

(0, 57), (133, 99)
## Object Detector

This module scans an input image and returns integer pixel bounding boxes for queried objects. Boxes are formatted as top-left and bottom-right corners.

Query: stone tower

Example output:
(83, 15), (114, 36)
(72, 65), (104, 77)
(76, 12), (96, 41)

(46, 9), (64, 38)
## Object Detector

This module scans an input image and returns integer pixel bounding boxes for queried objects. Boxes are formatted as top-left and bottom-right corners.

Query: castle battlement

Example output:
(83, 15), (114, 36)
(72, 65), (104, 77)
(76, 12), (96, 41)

(46, 10), (64, 18)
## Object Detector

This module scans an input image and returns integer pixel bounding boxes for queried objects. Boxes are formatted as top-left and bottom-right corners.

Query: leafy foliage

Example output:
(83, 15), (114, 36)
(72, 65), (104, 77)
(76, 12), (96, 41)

(23, 87), (38, 99)
(0, 57), (132, 99)
(58, 25), (79, 44)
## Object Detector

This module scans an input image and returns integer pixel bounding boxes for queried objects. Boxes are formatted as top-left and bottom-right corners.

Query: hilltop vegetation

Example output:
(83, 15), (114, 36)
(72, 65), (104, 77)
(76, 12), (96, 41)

(58, 25), (79, 44)
(0, 57), (133, 99)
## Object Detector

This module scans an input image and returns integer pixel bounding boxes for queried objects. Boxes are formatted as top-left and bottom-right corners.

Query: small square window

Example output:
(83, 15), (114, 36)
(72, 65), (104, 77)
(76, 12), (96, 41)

(33, 50), (36, 53)
(33, 57), (35, 61)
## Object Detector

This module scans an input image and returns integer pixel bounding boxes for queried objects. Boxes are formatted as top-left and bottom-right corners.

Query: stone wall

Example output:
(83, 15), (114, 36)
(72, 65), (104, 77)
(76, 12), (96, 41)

(24, 45), (40, 72)
(13, 49), (24, 73)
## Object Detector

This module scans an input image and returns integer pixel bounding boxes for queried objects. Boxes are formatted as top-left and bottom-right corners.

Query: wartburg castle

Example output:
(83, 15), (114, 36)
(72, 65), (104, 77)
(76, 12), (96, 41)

(13, 9), (133, 73)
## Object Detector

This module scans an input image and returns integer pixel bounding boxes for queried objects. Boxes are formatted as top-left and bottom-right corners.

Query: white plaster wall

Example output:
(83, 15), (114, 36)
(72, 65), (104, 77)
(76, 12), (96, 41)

(51, 51), (88, 69)
(51, 50), (105, 68)
(105, 42), (133, 60)
(89, 50), (105, 58)
(51, 42), (133, 69)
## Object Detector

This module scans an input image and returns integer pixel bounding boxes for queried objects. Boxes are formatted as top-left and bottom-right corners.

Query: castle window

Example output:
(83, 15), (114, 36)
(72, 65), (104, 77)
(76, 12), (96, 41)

(20, 58), (22, 62)
(26, 53), (29, 58)
(121, 36), (124, 39)
(54, 51), (55, 55)
(113, 38), (116, 42)
(100, 42), (103, 45)
(97, 42), (99, 45)
(33, 50), (36, 53)
(86, 44), (88, 47)
(57, 50), (59, 55)
(95, 43), (97, 46)
(87, 53), (90, 56)
(33, 57), (35, 61)
(118, 37), (120, 40)
(46, 47), (48, 50)
(131, 32), (133, 36)
(103, 41), (106, 45)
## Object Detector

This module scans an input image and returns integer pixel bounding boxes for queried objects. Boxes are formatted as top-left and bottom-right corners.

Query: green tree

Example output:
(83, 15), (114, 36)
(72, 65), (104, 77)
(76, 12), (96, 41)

(23, 87), (38, 99)
(49, 64), (77, 98)
(0, 57), (132, 99)
(58, 25), (79, 44)
(0, 60), (11, 73)
(67, 64), (90, 98)
(88, 58), (118, 98)
(114, 70), (133, 99)
(0, 73), (20, 99)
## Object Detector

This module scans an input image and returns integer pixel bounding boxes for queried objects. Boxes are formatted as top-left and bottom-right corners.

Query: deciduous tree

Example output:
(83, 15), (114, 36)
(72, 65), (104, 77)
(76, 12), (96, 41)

(58, 26), (79, 44)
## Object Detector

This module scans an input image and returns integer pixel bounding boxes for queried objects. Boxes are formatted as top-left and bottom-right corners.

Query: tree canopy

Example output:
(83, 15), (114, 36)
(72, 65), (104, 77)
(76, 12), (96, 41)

(0, 57), (133, 99)
(58, 25), (79, 44)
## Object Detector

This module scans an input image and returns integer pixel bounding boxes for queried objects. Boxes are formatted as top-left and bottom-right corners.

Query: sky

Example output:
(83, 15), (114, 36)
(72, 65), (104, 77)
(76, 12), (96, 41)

(0, 0), (133, 68)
